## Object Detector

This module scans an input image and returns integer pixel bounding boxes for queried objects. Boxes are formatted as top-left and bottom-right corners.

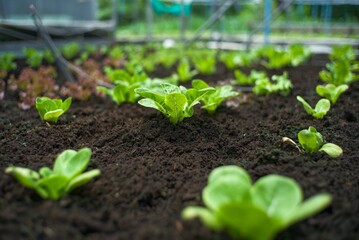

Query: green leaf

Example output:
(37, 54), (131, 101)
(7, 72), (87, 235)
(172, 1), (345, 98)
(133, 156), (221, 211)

(61, 97), (72, 112)
(192, 79), (210, 90)
(288, 193), (332, 226)
(208, 165), (251, 186)
(217, 201), (281, 240)
(37, 175), (69, 200)
(298, 127), (324, 153)
(203, 175), (251, 211)
(251, 175), (302, 222)
(5, 166), (40, 188)
(44, 109), (65, 123)
(65, 169), (101, 193)
(316, 84), (349, 104)
(53, 148), (91, 179)
(39, 167), (53, 178)
(312, 99), (331, 119)
(165, 92), (187, 124)
(297, 96), (314, 115)
(182, 206), (223, 230)
(319, 143), (343, 158)
(138, 98), (167, 114)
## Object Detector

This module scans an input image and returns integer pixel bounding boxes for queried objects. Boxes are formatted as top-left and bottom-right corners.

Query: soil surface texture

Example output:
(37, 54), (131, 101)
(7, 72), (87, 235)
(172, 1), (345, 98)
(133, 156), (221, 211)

(0, 55), (358, 240)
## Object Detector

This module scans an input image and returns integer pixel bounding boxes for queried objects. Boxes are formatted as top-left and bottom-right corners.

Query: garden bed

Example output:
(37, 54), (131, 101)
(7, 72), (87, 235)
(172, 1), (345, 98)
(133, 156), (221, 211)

(0, 54), (358, 240)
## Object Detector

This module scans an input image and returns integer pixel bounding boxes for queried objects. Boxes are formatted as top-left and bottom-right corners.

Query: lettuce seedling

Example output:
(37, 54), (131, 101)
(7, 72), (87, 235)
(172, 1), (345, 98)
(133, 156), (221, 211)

(283, 126), (343, 158)
(135, 83), (215, 124)
(36, 97), (72, 123)
(177, 58), (198, 82)
(192, 80), (238, 114)
(0, 53), (17, 73)
(330, 45), (356, 62)
(98, 67), (148, 105)
(234, 70), (266, 85)
(288, 44), (311, 67)
(192, 54), (216, 74)
(316, 84), (349, 104)
(182, 165), (331, 240)
(5, 148), (100, 200)
(319, 60), (359, 86)
(23, 48), (43, 68)
(253, 72), (292, 96)
(220, 51), (252, 69)
(62, 42), (80, 60)
(296, 96), (331, 119)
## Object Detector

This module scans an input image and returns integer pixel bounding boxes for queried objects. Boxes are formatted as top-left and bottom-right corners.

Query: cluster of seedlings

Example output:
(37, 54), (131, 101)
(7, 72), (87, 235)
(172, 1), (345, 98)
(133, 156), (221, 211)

(1, 43), (358, 240)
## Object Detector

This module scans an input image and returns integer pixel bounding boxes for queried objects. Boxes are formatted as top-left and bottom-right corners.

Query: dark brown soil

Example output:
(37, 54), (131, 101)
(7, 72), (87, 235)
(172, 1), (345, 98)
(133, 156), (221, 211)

(1, 55), (358, 240)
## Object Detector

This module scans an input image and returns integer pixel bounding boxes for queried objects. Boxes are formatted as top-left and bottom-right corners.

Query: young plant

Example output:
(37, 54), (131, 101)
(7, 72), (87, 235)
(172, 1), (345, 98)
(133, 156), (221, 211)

(253, 72), (292, 96)
(43, 49), (55, 64)
(97, 67), (148, 105)
(192, 54), (216, 75)
(234, 69), (266, 85)
(330, 45), (356, 62)
(0, 53), (17, 73)
(319, 60), (359, 86)
(177, 58), (198, 82)
(182, 165), (332, 240)
(135, 83), (215, 124)
(316, 84), (349, 104)
(220, 51), (251, 69)
(36, 97), (72, 123)
(5, 148), (100, 200)
(62, 42), (80, 60)
(23, 48), (43, 68)
(288, 44), (311, 67)
(283, 126), (343, 158)
(296, 96), (331, 120)
(192, 80), (238, 114)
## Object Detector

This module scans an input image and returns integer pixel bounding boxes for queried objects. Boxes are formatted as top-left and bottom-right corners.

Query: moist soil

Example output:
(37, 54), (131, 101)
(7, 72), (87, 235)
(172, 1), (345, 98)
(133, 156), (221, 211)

(0, 55), (358, 240)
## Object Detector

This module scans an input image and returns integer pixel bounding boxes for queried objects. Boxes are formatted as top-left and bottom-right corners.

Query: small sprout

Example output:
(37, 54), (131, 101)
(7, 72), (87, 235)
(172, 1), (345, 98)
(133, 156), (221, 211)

(192, 53), (216, 75)
(319, 60), (358, 86)
(36, 97), (72, 123)
(234, 69), (266, 85)
(182, 165), (332, 240)
(283, 126), (343, 158)
(5, 148), (100, 200)
(315, 84), (349, 104)
(296, 96), (331, 119)
(177, 58), (198, 82)
(62, 42), (80, 60)
(43, 49), (55, 64)
(23, 48), (43, 68)
(192, 79), (238, 114)
(135, 82), (215, 124)
(0, 53), (17, 73)
(253, 72), (292, 96)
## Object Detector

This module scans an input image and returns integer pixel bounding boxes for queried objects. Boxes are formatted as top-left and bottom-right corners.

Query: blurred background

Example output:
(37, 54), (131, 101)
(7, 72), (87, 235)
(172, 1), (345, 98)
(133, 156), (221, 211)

(0, 0), (358, 52)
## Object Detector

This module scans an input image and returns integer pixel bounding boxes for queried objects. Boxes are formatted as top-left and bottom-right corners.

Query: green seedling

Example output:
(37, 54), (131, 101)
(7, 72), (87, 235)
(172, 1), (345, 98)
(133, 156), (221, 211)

(182, 165), (331, 240)
(283, 126), (343, 158)
(288, 44), (311, 67)
(177, 58), (198, 82)
(5, 148), (100, 200)
(319, 60), (359, 86)
(36, 97), (72, 123)
(192, 54), (216, 75)
(330, 45), (356, 62)
(220, 51), (252, 69)
(296, 96), (331, 119)
(234, 69), (266, 85)
(253, 72), (292, 96)
(316, 84), (349, 104)
(0, 53), (17, 73)
(192, 80), (238, 114)
(135, 82), (215, 124)
(98, 67), (148, 105)
(62, 42), (80, 60)
(23, 48), (43, 68)
(43, 49), (55, 64)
